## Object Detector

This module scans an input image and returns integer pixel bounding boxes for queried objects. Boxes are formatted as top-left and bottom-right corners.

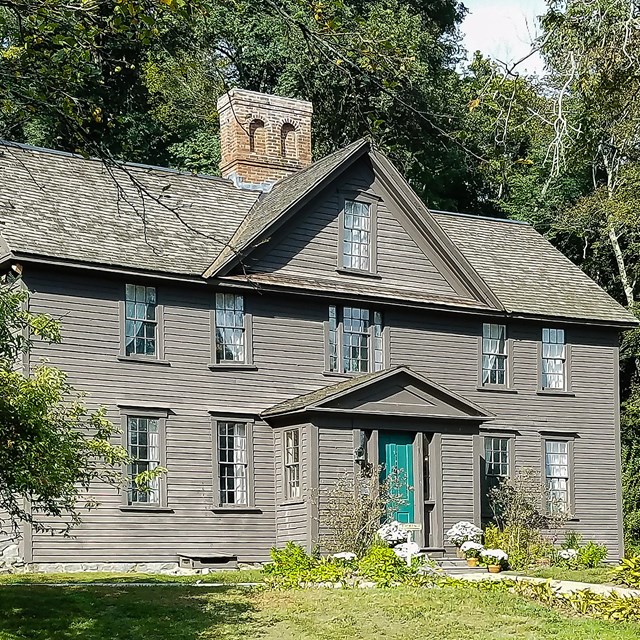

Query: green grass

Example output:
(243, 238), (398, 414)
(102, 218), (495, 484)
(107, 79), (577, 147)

(507, 567), (614, 585)
(0, 569), (263, 585)
(0, 584), (638, 639)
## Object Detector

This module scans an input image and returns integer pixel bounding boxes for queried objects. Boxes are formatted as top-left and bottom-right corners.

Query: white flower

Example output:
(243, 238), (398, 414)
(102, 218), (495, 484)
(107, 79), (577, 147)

(393, 541), (421, 559)
(377, 521), (409, 545)
(332, 552), (357, 561)
(460, 541), (484, 553)
(480, 548), (508, 564)
(445, 521), (483, 546)
(558, 548), (578, 560)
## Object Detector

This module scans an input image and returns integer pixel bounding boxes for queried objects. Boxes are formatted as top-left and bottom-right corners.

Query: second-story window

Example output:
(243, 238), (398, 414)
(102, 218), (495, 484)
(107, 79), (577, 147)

(481, 323), (507, 386)
(342, 199), (371, 271)
(328, 305), (384, 374)
(125, 284), (157, 357)
(215, 293), (246, 364)
(542, 328), (566, 390)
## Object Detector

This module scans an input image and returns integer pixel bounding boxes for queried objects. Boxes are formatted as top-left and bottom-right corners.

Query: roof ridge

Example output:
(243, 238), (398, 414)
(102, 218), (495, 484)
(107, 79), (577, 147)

(431, 209), (529, 226)
(0, 139), (235, 186)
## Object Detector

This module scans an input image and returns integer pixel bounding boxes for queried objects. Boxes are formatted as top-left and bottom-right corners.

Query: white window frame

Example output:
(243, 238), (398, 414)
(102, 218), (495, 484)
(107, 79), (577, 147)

(120, 284), (165, 361)
(326, 305), (385, 374)
(480, 323), (509, 387)
(211, 293), (253, 367)
(283, 428), (302, 501)
(540, 328), (569, 391)
(337, 193), (378, 275)
(119, 407), (168, 510)
(212, 418), (255, 509)
(543, 438), (574, 515)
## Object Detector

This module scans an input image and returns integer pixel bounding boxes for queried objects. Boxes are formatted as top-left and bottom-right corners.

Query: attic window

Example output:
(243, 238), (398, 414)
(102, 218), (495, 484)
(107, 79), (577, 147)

(341, 199), (375, 272)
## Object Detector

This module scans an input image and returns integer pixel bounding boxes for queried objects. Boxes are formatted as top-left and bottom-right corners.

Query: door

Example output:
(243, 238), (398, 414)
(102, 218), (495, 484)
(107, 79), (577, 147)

(378, 431), (415, 524)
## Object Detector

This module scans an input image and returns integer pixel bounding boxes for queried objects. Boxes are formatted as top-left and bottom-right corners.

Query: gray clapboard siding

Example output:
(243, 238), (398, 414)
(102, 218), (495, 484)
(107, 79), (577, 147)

(23, 263), (624, 561)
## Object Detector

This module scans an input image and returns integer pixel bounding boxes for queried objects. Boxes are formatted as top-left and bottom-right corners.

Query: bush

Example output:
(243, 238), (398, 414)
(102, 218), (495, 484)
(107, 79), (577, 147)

(483, 523), (553, 570)
(357, 545), (410, 586)
(611, 555), (640, 588)
(577, 540), (608, 568)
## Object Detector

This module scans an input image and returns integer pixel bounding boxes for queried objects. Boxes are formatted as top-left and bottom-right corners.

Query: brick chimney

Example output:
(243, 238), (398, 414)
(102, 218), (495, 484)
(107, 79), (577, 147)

(217, 89), (313, 190)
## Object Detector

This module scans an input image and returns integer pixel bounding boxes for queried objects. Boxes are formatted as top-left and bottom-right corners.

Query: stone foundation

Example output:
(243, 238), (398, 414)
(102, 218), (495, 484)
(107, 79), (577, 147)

(0, 539), (25, 573)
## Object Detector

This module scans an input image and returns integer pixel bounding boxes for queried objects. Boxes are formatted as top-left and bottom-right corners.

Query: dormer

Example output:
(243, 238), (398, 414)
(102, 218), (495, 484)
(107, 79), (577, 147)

(217, 89), (313, 191)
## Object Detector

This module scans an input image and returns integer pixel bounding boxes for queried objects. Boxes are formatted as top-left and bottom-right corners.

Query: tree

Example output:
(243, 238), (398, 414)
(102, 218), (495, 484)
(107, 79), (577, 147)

(0, 277), (161, 534)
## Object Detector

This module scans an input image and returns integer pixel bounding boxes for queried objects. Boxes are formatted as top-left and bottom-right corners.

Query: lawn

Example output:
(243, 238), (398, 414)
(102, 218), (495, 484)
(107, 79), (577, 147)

(0, 583), (639, 639)
(506, 567), (614, 585)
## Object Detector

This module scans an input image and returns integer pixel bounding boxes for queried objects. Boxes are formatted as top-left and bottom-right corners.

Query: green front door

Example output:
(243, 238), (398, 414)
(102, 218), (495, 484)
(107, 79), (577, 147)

(378, 431), (415, 524)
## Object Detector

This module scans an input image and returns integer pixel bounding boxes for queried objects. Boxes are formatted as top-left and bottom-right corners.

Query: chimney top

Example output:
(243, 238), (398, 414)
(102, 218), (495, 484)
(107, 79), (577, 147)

(217, 89), (313, 191)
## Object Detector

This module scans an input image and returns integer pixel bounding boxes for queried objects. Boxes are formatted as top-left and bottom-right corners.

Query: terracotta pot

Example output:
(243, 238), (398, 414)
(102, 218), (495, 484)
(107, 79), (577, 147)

(456, 547), (465, 559)
(487, 564), (502, 574)
(466, 557), (479, 567)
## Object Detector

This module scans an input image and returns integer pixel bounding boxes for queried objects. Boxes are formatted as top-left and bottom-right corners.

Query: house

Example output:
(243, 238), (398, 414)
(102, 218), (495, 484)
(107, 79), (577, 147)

(0, 89), (636, 571)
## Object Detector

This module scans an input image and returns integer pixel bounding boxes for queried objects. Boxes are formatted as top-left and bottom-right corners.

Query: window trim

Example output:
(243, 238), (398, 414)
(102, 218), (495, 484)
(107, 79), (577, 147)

(210, 293), (254, 368)
(337, 192), (379, 276)
(119, 407), (168, 511)
(211, 417), (255, 510)
(119, 284), (165, 362)
(538, 328), (572, 394)
(283, 428), (302, 502)
(541, 435), (575, 516)
(324, 305), (387, 375)
(477, 323), (512, 390)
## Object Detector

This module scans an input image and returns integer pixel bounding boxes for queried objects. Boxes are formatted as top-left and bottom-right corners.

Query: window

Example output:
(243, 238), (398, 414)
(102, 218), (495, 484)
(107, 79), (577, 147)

(125, 284), (157, 357)
(281, 123), (297, 158)
(545, 440), (570, 513)
(542, 328), (566, 390)
(284, 429), (301, 500)
(217, 421), (249, 506)
(481, 436), (510, 518)
(127, 416), (160, 505)
(249, 119), (265, 154)
(481, 323), (507, 386)
(214, 293), (247, 364)
(342, 199), (372, 271)
(327, 305), (384, 374)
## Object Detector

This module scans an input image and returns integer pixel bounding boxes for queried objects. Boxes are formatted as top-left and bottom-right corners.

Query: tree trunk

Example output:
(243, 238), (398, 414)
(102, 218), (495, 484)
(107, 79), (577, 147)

(608, 223), (635, 309)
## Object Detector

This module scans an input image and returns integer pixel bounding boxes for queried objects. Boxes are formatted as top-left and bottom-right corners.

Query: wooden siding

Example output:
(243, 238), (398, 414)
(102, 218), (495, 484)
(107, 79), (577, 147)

(245, 162), (462, 299)
(23, 265), (623, 561)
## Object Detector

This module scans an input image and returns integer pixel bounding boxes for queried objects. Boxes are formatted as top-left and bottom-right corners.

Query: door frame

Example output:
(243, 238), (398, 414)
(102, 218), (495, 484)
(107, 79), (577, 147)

(364, 427), (443, 549)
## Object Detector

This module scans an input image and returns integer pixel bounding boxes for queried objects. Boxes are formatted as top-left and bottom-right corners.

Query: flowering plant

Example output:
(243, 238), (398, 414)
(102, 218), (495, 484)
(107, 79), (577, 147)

(445, 521), (483, 547)
(331, 552), (357, 561)
(460, 541), (484, 559)
(377, 521), (409, 546)
(480, 548), (509, 567)
(558, 548), (578, 561)
(392, 541), (421, 560)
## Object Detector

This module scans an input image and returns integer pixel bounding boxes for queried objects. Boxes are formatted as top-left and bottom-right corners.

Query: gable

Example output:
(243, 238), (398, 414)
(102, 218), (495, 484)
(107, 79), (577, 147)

(230, 156), (492, 307)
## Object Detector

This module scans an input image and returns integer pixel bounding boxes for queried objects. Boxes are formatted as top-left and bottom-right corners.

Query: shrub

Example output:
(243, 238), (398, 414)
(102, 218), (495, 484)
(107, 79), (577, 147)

(357, 545), (410, 586)
(483, 523), (554, 570)
(577, 541), (608, 568)
(611, 555), (640, 588)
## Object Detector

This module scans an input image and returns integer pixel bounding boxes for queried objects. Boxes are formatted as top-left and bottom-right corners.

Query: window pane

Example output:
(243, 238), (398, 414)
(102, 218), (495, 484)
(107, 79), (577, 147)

(545, 440), (569, 512)
(125, 285), (157, 356)
(127, 416), (160, 505)
(218, 422), (249, 505)
(482, 324), (507, 386)
(542, 327), (566, 390)
(342, 200), (371, 271)
(284, 428), (301, 499)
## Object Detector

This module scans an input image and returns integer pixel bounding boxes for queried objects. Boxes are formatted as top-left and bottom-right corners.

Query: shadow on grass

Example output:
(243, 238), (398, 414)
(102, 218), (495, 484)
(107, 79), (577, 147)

(0, 585), (265, 639)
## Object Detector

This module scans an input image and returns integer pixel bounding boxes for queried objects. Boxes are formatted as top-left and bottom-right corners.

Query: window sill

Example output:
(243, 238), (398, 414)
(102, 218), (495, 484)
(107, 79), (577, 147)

(117, 355), (171, 366)
(323, 371), (357, 379)
(335, 268), (382, 280)
(476, 386), (518, 394)
(208, 364), (258, 371)
(211, 507), (263, 514)
(537, 390), (576, 397)
(279, 500), (305, 508)
(119, 506), (174, 513)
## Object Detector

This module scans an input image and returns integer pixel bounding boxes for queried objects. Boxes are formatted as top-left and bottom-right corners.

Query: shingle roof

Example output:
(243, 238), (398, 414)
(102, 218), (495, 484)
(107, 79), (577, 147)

(205, 138), (369, 276)
(0, 142), (259, 275)
(433, 211), (635, 325)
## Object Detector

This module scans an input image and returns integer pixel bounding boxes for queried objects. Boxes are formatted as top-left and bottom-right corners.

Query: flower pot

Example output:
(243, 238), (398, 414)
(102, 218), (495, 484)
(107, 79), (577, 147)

(487, 565), (502, 574)
(466, 557), (479, 567)
(456, 547), (465, 559)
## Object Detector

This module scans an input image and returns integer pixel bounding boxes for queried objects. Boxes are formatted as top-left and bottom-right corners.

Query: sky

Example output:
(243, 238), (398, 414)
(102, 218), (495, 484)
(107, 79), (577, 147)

(461, 0), (548, 75)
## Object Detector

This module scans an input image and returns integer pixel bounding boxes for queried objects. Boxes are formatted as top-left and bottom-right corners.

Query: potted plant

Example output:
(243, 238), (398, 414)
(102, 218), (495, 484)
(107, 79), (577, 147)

(445, 521), (483, 558)
(461, 541), (484, 567)
(480, 548), (508, 573)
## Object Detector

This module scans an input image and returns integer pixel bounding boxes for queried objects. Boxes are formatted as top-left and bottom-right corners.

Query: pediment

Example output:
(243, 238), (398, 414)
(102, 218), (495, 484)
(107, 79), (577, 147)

(262, 366), (492, 421)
